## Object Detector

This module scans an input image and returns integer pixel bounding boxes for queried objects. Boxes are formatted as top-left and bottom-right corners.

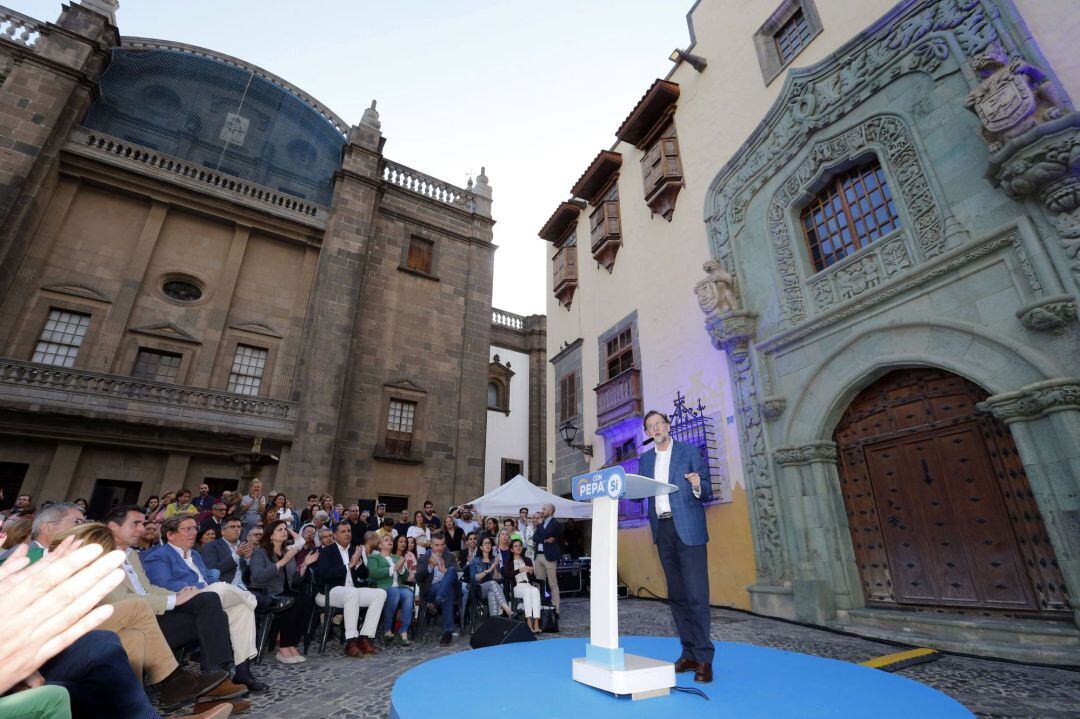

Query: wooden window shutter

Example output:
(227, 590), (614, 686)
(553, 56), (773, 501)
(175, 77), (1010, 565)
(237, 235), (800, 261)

(661, 137), (681, 177)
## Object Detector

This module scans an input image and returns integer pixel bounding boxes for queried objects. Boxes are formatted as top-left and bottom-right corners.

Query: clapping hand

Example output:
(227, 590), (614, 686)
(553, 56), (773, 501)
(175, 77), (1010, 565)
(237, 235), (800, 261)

(0, 537), (125, 695)
(303, 551), (319, 567)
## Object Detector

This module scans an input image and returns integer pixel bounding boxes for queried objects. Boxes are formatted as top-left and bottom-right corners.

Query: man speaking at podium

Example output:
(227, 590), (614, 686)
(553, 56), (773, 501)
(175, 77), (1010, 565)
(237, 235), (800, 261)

(638, 409), (714, 684)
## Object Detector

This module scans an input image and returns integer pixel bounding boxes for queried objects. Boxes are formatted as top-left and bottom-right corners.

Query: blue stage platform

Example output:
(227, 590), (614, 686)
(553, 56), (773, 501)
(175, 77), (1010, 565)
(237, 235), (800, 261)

(390, 636), (974, 718)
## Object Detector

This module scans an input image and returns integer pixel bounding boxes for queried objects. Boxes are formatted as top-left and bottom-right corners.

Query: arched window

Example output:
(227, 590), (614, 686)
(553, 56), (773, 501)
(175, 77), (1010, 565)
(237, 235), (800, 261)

(800, 158), (901, 271)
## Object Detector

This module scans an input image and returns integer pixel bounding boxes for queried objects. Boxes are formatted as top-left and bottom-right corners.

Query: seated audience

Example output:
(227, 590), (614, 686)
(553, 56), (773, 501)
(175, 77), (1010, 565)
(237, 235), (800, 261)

(442, 514), (462, 553)
(317, 527), (335, 549)
(312, 523), (386, 657)
(200, 502), (228, 536)
(51, 522), (230, 711)
(137, 519), (161, 550)
(376, 517), (397, 540)
(495, 529), (513, 569)
(2, 502), (85, 561)
(164, 489), (199, 519)
(508, 538), (542, 633)
(416, 533), (458, 646)
(0, 536), (233, 719)
(407, 511), (430, 556)
(143, 515), (266, 694)
(479, 516), (499, 543)
(368, 533), (413, 646)
(150, 493), (173, 523)
(196, 526), (218, 551)
(502, 518), (523, 544)
(311, 510), (329, 533)
(294, 524), (318, 568)
(470, 536), (512, 619)
(393, 509), (412, 539)
(247, 520), (317, 664)
(201, 518), (252, 591)
(143, 495), (160, 518)
(1, 516), (32, 551)
(102, 506), (250, 711)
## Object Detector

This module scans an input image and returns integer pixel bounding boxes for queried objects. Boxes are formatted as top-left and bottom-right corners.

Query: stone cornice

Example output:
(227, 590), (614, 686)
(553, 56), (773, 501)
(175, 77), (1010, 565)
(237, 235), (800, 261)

(976, 378), (1080, 424)
(773, 441), (838, 466)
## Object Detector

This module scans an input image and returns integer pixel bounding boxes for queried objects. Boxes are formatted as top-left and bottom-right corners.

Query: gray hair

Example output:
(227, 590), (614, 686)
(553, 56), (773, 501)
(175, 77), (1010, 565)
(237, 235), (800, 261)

(31, 502), (83, 539)
(313, 510), (329, 521)
(161, 513), (198, 536)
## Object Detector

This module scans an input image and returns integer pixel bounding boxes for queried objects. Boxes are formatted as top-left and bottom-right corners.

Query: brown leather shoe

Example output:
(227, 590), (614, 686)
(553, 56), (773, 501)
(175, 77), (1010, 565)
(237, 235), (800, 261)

(196, 678), (248, 702)
(694, 661), (713, 684)
(344, 638), (364, 657)
(358, 636), (378, 655)
(159, 668), (228, 708)
(673, 657), (699, 674)
(192, 699), (247, 716)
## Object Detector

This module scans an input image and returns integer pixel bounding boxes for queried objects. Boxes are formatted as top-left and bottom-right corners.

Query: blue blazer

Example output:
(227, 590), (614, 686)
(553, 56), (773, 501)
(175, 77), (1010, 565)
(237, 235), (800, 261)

(639, 440), (712, 546)
(532, 518), (563, 561)
(143, 542), (216, 591)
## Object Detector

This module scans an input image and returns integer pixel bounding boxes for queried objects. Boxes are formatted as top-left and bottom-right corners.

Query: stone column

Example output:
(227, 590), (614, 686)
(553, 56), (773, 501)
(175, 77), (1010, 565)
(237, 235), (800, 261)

(525, 314), (548, 487)
(37, 442), (84, 503)
(773, 441), (862, 623)
(158, 453), (191, 497)
(977, 378), (1080, 627)
(0, 4), (118, 304)
(285, 102), (385, 492)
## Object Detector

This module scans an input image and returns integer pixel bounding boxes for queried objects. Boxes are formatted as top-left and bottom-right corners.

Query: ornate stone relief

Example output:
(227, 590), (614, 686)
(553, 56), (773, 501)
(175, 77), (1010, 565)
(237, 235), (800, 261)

(769, 115), (947, 322)
(964, 45), (1066, 153)
(706, 0), (998, 291)
(773, 441), (838, 467)
(698, 309), (787, 584)
(977, 377), (1080, 423)
(1015, 294), (1078, 334)
(760, 396), (787, 421)
(693, 259), (740, 317)
(962, 43), (1079, 287)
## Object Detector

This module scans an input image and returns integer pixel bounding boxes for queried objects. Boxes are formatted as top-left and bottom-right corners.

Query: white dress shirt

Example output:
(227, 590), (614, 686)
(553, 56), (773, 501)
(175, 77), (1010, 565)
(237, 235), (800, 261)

(169, 542), (208, 586)
(653, 442), (674, 515)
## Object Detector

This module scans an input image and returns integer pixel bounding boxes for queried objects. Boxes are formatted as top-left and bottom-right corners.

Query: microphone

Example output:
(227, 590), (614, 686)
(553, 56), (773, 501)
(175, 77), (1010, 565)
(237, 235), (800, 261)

(641, 437), (654, 446)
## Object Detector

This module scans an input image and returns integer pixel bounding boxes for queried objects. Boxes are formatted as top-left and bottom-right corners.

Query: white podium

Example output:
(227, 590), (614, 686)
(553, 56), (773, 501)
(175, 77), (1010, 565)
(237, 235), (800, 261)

(570, 467), (678, 700)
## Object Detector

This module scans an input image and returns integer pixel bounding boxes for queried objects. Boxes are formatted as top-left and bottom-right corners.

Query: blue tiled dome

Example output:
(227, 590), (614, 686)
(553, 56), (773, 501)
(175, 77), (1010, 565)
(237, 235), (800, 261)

(83, 46), (346, 205)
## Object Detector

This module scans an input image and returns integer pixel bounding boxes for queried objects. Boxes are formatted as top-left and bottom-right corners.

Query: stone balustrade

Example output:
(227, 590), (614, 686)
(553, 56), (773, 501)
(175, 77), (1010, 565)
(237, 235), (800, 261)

(0, 358), (298, 438)
(383, 160), (473, 209)
(0, 6), (41, 48)
(66, 128), (329, 228)
(492, 309), (525, 330)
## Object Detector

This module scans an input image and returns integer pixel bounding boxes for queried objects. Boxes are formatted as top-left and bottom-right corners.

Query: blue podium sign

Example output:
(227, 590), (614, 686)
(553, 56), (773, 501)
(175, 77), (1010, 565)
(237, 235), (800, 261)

(571, 466), (626, 502)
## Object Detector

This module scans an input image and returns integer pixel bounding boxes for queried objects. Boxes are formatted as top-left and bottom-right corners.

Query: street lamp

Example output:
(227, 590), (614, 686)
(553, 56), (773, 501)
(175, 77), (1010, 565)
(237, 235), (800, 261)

(669, 48), (708, 73)
(559, 420), (593, 457)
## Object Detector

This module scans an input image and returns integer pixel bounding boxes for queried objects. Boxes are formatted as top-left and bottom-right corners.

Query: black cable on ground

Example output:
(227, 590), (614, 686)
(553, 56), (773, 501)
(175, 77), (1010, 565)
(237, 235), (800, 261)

(671, 686), (709, 700)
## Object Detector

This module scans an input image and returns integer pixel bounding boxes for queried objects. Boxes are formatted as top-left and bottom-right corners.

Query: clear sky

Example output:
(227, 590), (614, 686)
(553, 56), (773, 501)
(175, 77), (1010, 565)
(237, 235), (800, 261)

(11, 0), (693, 317)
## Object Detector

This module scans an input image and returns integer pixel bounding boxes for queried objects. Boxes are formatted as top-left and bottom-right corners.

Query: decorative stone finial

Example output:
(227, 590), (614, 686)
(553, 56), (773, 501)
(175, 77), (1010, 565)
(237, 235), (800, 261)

(80, 0), (119, 23)
(361, 99), (381, 130)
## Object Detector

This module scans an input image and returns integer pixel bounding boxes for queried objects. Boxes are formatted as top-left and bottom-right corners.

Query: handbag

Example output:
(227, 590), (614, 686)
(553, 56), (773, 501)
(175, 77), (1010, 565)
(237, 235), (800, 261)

(540, 606), (559, 633)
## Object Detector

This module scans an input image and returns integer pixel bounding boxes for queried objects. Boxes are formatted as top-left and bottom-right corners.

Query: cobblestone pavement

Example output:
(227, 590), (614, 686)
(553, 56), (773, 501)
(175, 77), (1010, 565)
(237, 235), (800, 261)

(161, 597), (1080, 718)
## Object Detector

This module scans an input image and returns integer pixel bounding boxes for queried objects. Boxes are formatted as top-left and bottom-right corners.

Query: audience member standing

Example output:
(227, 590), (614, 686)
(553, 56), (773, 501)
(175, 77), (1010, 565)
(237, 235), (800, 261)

(532, 502), (564, 614)
(407, 512), (430, 557)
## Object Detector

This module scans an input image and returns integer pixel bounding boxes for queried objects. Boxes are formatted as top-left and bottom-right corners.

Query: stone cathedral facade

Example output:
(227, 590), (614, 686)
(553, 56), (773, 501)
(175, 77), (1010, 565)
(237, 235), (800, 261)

(0, 2), (507, 516)
(544, 0), (1078, 663)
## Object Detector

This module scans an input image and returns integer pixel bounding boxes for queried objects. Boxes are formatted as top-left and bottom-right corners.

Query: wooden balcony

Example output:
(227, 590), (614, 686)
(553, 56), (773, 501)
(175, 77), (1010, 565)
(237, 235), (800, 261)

(589, 200), (622, 271)
(594, 367), (642, 429)
(552, 245), (578, 307)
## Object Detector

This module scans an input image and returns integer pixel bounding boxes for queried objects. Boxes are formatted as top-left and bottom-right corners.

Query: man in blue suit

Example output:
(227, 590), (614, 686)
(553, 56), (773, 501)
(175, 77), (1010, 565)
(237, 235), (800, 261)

(144, 514), (266, 692)
(638, 409), (714, 683)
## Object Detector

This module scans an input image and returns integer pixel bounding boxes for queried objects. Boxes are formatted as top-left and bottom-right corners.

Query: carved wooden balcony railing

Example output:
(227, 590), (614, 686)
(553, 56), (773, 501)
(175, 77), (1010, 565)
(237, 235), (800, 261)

(0, 358), (298, 438)
(594, 367), (642, 429)
(589, 200), (622, 271)
(552, 245), (578, 307)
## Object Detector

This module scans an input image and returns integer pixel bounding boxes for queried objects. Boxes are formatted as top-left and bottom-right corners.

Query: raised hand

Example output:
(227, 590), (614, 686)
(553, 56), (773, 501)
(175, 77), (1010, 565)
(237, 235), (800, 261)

(0, 537), (125, 694)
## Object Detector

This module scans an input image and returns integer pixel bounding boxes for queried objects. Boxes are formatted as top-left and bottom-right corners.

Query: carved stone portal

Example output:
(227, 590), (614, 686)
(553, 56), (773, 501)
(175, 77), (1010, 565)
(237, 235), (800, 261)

(1015, 294), (1078, 334)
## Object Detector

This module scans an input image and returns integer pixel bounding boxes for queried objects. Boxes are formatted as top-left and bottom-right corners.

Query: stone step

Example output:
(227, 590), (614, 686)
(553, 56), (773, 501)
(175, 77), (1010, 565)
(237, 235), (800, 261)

(834, 608), (1080, 666)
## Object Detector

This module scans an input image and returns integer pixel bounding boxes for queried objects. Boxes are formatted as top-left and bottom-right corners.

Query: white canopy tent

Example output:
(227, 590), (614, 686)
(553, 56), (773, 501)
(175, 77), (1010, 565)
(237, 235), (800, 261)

(465, 475), (592, 520)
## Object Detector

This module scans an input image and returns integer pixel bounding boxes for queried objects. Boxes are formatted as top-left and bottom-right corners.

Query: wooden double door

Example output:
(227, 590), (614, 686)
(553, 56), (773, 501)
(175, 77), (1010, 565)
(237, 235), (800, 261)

(834, 369), (1069, 616)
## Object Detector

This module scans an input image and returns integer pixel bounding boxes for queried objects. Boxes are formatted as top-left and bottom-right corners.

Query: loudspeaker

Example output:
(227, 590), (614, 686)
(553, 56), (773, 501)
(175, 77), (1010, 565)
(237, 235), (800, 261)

(469, 617), (537, 649)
